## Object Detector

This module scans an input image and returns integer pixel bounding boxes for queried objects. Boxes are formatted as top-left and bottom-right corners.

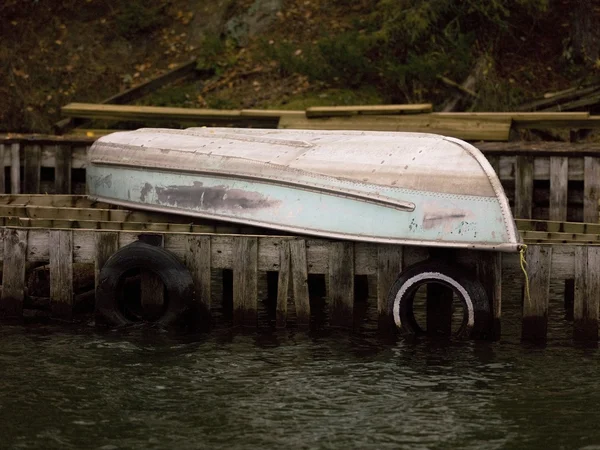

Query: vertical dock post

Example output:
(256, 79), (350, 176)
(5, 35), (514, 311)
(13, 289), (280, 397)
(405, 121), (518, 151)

(549, 156), (568, 222)
(477, 252), (502, 340)
(0, 144), (5, 194)
(23, 144), (41, 194)
(515, 155), (533, 219)
(521, 245), (552, 342)
(574, 246), (600, 342)
(583, 156), (600, 223)
(1, 229), (27, 319)
(184, 235), (212, 328)
(10, 143), (20, 194)
(233, 237), (258, 327)
(276, 240), (290, 328)
(377, 244), (402, 330)
(55, 144), (72, 194)
(290, 240), (310, 328)
(49, 230), (74, 320)
(329, 242), (354, 328)
(94, 232), (119, 324)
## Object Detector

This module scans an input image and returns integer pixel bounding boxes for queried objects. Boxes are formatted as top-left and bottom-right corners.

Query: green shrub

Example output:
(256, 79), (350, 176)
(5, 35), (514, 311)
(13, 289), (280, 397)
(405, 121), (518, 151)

(115, 1), (166, 38)
(263, 0), (549, 107)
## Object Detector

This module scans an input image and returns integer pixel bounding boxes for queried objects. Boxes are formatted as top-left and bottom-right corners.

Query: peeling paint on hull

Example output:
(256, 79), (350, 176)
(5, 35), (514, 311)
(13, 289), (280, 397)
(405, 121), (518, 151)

(153, 181), (281, 211)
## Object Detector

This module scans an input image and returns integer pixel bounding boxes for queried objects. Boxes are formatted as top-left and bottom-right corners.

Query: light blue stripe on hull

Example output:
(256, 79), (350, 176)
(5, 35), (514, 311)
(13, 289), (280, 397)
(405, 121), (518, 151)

(87, 166), (516, 251)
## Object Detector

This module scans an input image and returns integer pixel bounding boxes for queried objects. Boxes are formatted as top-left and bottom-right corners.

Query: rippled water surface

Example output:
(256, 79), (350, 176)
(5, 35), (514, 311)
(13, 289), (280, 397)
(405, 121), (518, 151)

(2, 288), (600, 449)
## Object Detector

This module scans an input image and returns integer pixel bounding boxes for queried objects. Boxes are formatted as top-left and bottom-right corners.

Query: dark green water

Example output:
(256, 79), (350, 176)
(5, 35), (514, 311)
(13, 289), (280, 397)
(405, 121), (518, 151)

(2, 273), (600, 450)
(2, 325), (600, 450)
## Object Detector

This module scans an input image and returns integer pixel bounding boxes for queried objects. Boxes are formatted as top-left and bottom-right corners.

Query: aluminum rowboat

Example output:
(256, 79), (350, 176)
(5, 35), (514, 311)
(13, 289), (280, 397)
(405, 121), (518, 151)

(87, 127), (520, 252)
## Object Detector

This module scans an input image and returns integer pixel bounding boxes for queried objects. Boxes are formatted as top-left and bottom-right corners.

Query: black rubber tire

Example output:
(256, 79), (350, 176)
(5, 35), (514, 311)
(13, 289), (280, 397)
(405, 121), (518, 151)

(386, 259), (490, 339)
(96, 241), (194, 327)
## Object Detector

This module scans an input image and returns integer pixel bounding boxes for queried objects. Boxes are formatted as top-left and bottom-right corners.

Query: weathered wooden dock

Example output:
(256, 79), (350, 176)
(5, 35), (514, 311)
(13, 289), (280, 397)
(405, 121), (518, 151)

(1, 135), (600, 343)
(0, 195), (501, 334)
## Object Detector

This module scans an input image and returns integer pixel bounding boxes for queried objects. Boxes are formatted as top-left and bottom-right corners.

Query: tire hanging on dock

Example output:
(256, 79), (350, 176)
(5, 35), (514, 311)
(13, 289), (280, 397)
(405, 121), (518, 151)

(386, 260), (490, 339)
(96, 241), (195, 327)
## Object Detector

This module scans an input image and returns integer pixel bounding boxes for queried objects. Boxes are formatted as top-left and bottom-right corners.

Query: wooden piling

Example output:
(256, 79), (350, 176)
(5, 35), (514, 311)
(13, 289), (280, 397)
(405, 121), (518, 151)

(549, 156), (568, 221)
(23, 144), (41, 194)
(0, 229), (27, 318)
(276, 240), (290, 328)
(49, 230), (73, 320)
(574, 246), (600, 341)
(54, 145), (72, 194)
(10, 143), (20, 194)
(521, 245), (552, 342)
(329, 242), (354, 328)
(583, 156), (600, 223)
(233, 237), (258, 327)
(290, 240), (310, 327)
(515, 155), (533, 219)
(184, 235), (212, 326)
(477, 252), (502, 339)
(376, 244), (403, 329)
(0, 144), (5, 194)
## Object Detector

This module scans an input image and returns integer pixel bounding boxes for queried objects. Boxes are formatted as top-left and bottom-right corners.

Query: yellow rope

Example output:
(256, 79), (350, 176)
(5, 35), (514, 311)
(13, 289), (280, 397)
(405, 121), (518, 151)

(520, 245), (531, 305)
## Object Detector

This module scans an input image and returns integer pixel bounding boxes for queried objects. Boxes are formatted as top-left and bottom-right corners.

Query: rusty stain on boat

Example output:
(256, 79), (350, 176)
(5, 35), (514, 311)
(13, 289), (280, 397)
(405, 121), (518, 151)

(153, 182), (281, 211)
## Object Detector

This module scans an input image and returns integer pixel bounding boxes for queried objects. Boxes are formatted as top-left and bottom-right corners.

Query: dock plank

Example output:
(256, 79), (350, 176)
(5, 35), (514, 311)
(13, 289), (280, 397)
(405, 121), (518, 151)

(0, 144), (5, 194)
(306, 104), (432, 117)
(376, 244), (402, 329)
(549, 156), (568, 221)
(233, 237), (258, 327)
(184, 235), (212, 327)
(279, 114), (511, 141)
(0, 229), (27, 318)
(54, 145), (72, 194)
(574, 246), (600, 341)
(584, 156), (600, 223)
(276, 240), (290, 328)
(10, 143), (20, 194)
(329, 242), (354, 328)
(516, 155), (534, 219)
(290, 240), (310, 327)
(49, 230), (74, 320)
(23, 144), (41, 194)
(522, 245), (552, 341)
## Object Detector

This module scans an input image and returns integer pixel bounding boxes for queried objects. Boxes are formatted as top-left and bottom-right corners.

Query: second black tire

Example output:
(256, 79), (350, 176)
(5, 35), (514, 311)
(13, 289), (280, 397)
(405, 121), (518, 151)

(96, 241), (195, 327)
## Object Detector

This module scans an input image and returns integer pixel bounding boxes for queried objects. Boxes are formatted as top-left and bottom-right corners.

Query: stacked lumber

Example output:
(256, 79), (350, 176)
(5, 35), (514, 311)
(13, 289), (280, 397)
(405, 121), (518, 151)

(279, 111), (597, 142)
(61, 102), (600, 142)
(518, 82), (600, 112)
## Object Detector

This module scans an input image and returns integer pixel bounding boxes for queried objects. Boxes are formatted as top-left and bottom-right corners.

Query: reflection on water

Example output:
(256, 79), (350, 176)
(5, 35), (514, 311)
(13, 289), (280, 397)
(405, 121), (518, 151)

(2, 270), (600, 450)
(2, 324), (600, 450)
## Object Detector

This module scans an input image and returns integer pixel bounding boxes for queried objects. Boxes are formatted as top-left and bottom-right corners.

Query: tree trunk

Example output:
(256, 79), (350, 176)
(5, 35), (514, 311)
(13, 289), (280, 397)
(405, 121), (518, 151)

(570, 0), (599, 64)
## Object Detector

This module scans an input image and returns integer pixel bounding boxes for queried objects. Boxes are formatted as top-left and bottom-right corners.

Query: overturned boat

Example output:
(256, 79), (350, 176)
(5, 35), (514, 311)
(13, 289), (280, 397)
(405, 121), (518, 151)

(87, 127), (520, 252)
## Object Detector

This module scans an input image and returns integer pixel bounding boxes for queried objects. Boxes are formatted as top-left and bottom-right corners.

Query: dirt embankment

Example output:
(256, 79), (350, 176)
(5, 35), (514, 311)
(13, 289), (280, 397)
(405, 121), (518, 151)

(1, 0), (599, 134)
